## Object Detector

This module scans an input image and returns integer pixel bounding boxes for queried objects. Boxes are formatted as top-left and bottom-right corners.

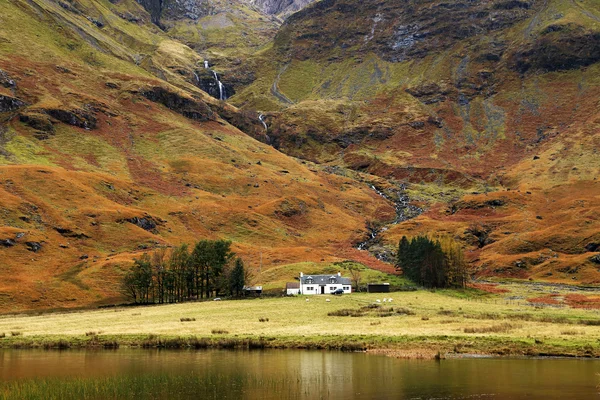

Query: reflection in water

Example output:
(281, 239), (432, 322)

(0, 350), (598, 399)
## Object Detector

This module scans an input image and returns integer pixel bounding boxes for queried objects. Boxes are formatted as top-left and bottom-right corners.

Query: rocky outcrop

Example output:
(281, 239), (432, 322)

(0, 95), (25, 113)
(137, 0), (213, 24)
(25, 241), (43, 252)
(19, 111), (55, 139)
(511, 25), (600, 73)
(0, 69), (16, 89)
(250, 0), (317, 16)
(136, 0), (163, 25)
(44, 108), (97, 129)
(281, 0), (537, 63)
(126, 216), (159, 232)
(139, 86), (215, 121)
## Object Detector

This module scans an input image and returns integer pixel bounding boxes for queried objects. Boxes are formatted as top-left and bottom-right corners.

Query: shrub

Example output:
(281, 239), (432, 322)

(211, 329), (229, 334)
(464, 323), (521, 334)
(180, 317), (196, 322)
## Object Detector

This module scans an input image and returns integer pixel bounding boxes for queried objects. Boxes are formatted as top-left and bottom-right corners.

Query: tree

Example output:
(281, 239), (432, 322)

(121, 239), (238, 303)
(229, 257), (246, 297)
(348, 264), (362, 292)
(122, 255), (153, 303)
(396, 235), (467, 288)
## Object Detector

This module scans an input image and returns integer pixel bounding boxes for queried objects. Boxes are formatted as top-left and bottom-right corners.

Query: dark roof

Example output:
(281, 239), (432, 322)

(300, 274), (351, 285)
(286, 282), (300, 289)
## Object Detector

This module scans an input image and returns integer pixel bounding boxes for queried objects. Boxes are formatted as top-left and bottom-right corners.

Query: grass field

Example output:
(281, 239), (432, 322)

(0, 283), (598, 358)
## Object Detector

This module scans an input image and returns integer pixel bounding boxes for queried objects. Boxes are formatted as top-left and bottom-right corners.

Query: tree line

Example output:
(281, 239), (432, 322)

(396, 235), (468, 288)
(122, 240), (249, 304)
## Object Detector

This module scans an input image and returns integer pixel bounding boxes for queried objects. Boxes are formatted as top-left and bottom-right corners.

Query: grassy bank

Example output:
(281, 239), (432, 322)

(0, 286), (598, 358)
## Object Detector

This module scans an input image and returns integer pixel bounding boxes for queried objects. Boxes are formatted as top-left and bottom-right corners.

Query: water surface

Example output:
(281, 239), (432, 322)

(0, 350), (598, 399)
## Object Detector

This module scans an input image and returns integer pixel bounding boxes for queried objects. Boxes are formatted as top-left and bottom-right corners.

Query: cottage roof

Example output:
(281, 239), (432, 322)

(286, 282), (300, 289)
(300, 274), (351, 285)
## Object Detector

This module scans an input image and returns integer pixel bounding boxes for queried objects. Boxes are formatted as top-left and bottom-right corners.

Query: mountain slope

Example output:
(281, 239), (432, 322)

(0, 0), (390, 312)
(230, 0), (600, 283)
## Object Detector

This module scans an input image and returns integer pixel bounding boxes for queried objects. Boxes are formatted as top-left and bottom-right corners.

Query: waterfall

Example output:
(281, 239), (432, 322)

(200, 60), (228, 101)
(258, 113), (271, 144)
(193, 71), (199, 84)
(212, 71), (225, 100)
(258, 113), (268, 131)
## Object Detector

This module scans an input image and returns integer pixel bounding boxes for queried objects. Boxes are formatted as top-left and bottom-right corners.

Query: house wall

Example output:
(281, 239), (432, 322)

(286, 288), (301, 295)
(300, 283), (351, 295)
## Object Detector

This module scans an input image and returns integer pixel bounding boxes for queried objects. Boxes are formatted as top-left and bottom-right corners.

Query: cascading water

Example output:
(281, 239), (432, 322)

(212, 71), (225, 101)
(356, 183), (424, 261)
(197, 60), (227, 101)
(258, 113), (268, 131)
(258, 113), (271, 144)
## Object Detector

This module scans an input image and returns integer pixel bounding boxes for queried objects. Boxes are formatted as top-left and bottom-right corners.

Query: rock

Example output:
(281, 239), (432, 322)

(275, 198), (307, 218)
(590, 254), (600, 264)
(0, 239), (16, 247)
(54, 227), (90, 239)
(25, 242), (42, 252)
(139, 86), (215, 121)
(19, 112), (55, 134)
(0, 95), (26, 113)
(585, 243), (599, 252)
(44, 108), (97, 129)
(250, 0), (317, 16)
(80, 254), (89, 260)
(127, 216), (158, 232)
(512, 26), (600, 73)
(117, 12), (143, 24)
(0, 69), (16, 89)
(86, 16), (104, 28)
(406, 82), (451, 104)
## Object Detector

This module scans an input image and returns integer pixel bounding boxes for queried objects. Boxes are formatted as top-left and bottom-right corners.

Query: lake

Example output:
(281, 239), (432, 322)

(0, 349), (598, 399)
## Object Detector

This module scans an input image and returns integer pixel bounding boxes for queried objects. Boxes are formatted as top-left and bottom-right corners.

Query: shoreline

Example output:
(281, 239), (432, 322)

(1, 334), (598, 360)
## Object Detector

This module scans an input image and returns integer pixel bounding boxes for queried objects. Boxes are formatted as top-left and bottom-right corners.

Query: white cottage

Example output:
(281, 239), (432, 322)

(299, 272), (352, 295)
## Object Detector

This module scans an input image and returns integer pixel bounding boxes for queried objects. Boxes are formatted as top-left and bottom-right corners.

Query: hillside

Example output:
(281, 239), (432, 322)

(0, 0), (599, 313)
(0, 0), (390, 312)
(230, 0), (600, 283)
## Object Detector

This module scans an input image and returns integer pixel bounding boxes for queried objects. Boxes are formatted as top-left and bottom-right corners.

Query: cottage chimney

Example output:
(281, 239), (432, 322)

(300, 272), (304, 277)
(338, 272), (341, 277)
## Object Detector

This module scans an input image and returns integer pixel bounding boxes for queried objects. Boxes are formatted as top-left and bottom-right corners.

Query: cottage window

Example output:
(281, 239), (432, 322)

(330, 286), (336, 291)
(329, 276), (336, 283)
(344, 286), (350, 290)
(306, 277), (314, 284)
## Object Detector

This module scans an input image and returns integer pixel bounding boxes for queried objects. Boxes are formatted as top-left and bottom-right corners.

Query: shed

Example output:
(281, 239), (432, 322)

(367, 283), (390, 293)
(286, 282), (300, 295)
(243, 286), (263, 297)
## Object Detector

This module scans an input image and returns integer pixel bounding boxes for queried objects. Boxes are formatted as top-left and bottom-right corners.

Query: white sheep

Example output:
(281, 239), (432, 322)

(326, 298), (330, 302)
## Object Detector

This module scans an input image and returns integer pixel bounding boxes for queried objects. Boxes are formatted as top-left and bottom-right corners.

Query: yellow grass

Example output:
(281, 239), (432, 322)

(1, 290), (598, 351)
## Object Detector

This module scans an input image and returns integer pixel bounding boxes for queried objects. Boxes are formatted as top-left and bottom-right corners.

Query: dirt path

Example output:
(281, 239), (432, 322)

(271, 64), (294, 105)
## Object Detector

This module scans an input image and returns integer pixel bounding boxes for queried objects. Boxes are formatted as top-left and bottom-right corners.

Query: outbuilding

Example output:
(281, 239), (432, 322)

(243, 286), (263, 297)
(367, 283), (390, 293)
(286, 282), (300, 295)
